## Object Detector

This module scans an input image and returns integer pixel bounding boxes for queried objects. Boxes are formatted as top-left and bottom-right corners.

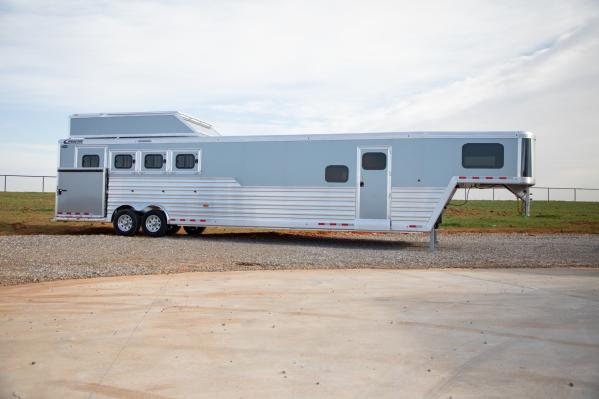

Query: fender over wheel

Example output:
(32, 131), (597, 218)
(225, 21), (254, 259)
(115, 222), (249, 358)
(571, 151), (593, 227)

(184, 226), (206, 236)
(141, 210), (168, 237)
(113, 209), (140, 236)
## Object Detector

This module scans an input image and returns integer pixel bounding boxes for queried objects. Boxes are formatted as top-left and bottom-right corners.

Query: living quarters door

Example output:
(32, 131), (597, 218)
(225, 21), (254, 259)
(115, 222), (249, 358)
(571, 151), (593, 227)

(357, 147), (391, 230)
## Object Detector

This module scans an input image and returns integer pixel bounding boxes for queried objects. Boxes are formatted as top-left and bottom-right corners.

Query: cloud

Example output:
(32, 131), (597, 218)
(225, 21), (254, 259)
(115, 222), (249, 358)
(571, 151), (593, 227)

(350, 20), (599, 131)
(1, 1), (596, 109)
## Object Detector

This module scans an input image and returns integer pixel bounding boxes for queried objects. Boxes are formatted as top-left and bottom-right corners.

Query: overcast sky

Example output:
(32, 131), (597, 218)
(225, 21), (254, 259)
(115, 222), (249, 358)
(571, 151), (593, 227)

(1, 0), (598, 188)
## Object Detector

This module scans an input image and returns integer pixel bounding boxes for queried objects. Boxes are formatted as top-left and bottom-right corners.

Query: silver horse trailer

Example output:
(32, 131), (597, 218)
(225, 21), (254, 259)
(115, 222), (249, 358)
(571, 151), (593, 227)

(55, 111), (535, 248)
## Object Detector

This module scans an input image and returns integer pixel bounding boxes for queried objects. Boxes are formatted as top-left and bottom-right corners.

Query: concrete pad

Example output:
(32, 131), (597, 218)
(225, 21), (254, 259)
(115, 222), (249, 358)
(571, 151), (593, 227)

(1, 268), (598, 399)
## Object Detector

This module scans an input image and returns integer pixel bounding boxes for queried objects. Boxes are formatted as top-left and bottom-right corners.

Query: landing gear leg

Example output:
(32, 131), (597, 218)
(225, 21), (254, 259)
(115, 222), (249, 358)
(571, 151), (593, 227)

(523, 188), (531, 217)
(429, 228), (437, 252)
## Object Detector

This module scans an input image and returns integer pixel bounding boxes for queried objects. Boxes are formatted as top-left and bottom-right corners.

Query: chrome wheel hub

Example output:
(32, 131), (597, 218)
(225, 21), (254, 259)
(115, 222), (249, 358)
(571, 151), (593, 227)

(117, 214), (133, 231)
(145, 214), (162, 233)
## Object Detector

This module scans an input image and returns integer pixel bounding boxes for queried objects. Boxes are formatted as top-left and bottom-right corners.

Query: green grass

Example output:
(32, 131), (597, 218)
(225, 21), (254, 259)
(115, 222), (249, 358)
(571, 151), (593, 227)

(1, 192), (598, 235)
(443, 200), (599, 233)
(0, 192), (111, 235)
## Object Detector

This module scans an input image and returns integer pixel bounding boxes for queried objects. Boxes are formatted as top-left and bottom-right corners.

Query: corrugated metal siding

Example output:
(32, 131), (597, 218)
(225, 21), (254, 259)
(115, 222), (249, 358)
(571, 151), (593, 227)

(107, 176), (356, 225)
(391, 187), (447, 227)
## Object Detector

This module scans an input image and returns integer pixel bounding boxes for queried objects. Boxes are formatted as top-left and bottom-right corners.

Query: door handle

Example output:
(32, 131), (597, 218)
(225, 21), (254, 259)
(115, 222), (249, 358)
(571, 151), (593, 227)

(360, 182), (364, 187)
(57, 188), (68, 195)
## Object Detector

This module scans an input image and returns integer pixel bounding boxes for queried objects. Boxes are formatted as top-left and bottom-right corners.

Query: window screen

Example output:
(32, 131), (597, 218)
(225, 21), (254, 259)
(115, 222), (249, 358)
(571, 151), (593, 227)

(114, 154), (133, 169)
(176, 154), (196, 169)
(462, 143), (504, 169)
(144, 154), (164, 169)
(362, 152), (386, 170)
(81, 154), (99, 168)
(325, 165), (349, 183)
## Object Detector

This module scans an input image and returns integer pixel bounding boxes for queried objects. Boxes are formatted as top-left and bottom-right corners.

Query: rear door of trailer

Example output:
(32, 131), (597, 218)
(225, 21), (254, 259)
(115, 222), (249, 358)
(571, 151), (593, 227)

(56, 146), (107, 218)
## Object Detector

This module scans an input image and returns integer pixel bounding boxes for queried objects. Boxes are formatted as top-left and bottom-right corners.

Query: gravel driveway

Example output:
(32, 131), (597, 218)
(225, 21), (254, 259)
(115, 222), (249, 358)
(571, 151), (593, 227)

(1, 231), (598, 285)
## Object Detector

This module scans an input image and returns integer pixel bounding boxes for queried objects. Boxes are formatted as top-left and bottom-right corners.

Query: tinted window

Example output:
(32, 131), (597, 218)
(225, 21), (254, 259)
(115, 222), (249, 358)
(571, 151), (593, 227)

(114, 154), (133, 169)
(521, 138), (532, 177)
(82, 154), (99, 168)
(362, 152), (386, 170)
(462, 143), (504, 169)
(144, 154), (164, 169)
(176, 154), (196, 169)
(325, 165), (349, 183)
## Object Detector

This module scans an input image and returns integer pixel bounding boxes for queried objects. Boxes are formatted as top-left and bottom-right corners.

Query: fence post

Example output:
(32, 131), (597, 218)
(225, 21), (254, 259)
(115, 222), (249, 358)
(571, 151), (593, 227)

(3, 175), (5, 192)
(574, 188), (576, 202)
(42, 176), (45, 193)
(547, 187), (550, 202)
(492, 187), (495, 200)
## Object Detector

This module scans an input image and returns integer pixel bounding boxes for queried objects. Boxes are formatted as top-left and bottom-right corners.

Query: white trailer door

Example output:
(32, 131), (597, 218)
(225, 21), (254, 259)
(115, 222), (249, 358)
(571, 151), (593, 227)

(356, 147), (391, 230)
(56, 168), (106, 218)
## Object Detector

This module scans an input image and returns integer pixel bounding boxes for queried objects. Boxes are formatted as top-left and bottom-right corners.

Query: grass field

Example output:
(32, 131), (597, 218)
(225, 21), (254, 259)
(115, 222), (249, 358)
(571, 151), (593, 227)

(1, 192), (598, 235)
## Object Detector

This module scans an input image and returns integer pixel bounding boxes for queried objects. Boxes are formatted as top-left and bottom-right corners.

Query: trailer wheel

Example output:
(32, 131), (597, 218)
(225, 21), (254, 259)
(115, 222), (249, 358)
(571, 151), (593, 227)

(183, 226), (206, 236)
(167, 224), (181, 235)
(113, 209), (140, 236)
(141, 210), (168, 237)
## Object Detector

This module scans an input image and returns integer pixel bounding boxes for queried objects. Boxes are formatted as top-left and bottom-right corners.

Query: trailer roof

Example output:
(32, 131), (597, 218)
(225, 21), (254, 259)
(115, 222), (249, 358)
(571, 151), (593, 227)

(67, 111), (533, 142)
(69, 111), (220, 138)
(68, 131), (534, 146)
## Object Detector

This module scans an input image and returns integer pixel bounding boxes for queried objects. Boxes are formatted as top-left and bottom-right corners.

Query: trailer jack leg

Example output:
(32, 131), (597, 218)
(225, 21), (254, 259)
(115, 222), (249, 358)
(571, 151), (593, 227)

(504, 185), (531, 218)
(523, 187), (531, 217)
(429, 229), (437, 251)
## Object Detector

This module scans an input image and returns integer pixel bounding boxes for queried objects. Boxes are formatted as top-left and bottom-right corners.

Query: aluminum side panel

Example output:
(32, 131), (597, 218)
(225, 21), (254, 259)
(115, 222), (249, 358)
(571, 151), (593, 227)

(107, 176), (356, 225)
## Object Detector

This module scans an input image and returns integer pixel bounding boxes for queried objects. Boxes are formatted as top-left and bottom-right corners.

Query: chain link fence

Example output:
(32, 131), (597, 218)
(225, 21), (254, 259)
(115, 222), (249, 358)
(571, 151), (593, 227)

(453, 186), (599, 201)
(2, 174), (599, 202)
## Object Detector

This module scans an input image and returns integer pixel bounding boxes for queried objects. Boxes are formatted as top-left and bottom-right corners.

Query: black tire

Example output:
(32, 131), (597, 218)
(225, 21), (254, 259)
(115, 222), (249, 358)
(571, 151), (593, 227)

(113, 209), (140, 236)
(167, 224), (181, 235)
(141, 210), (168, 237)
(184, 226), (206, 236)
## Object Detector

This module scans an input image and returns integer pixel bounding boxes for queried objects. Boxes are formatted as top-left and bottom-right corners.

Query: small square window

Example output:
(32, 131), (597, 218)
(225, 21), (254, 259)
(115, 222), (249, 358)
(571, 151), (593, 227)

(114, 154), (133, 169)
(325, 165), (349, 183)
(362, 152), (386, 170)
(82, 154), (99, 168)
(176, 154), (196, 169)
(144, 154), (164, 169)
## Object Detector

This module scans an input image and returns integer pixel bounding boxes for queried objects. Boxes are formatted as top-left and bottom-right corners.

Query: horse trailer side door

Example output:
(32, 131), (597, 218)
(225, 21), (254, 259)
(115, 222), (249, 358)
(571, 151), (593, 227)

(56, 168), (106, 218)
(356, 146), (391, 230)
